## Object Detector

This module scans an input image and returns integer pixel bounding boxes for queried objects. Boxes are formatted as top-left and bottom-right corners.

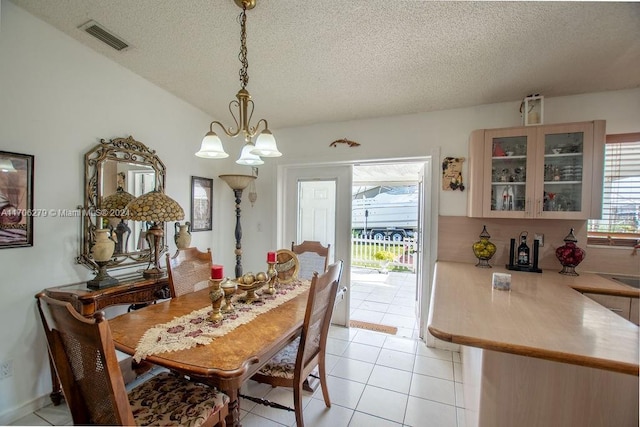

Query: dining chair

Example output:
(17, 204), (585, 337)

(35, 292), (229, 427)
(291, 240), (331, 280)
(249, 260), (343, 427)
(166, 247), (212, 298)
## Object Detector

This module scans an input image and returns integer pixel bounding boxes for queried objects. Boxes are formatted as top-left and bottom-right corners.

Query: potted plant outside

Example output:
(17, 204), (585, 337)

(374, 250), (396, 273)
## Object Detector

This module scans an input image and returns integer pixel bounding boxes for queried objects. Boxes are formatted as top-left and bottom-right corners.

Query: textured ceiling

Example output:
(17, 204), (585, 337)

(9, 0), (640, 130)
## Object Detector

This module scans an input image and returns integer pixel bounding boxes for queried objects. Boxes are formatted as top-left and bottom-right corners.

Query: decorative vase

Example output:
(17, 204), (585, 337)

(555, 228), (585, 276)
(472, 225), (497, 268)
(92, 229), (115, 262)
(174, 221), (192, 249)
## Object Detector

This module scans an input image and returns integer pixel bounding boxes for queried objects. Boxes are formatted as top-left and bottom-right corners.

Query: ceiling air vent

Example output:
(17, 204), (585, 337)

(78, 20), (129, 51)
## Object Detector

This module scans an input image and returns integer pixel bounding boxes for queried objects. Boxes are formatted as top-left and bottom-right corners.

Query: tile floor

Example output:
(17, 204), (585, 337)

(12, 269), (466, 426)
(349, 268), (420, 339)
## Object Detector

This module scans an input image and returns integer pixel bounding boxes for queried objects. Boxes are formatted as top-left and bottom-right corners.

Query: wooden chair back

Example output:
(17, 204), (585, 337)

(291, 240), (331, 280)
(166, 247), (212, 298)
(245, 260), (344, 426)
(298, 260), (342, 375)
(36, 292), (137, 425)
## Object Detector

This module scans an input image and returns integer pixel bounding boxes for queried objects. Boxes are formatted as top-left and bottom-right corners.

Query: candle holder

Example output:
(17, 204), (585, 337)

(221, 279), (237, 313)
(208, 278), (224, 323)
(263, 261), (277, 295)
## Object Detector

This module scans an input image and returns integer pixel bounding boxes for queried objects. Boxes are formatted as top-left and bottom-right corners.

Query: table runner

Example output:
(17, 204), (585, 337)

(132, 280), (308, 362)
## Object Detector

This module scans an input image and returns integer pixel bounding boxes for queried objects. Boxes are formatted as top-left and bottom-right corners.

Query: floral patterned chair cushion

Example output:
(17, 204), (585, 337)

(256, 337), (300, 379)
(128, 372), (229, 427)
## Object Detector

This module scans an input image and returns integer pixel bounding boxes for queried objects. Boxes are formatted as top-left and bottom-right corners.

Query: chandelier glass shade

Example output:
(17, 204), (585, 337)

(196, 0), (281, 164)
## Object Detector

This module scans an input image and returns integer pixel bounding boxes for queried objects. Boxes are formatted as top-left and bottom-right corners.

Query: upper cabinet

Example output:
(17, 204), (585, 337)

(468, 121), (605, 219)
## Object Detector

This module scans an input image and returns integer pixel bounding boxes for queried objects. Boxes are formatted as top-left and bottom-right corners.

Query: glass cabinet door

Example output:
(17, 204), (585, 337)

(534, 122), (595, 219)
(483, 127), (536, 218)
(491, 136), (527, 212)
(541, 132), (584, 213)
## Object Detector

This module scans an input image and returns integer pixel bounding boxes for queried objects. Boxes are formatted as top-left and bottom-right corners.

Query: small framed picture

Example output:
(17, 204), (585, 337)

(0, 151), (34, 249)
(191, 176), (213, 232)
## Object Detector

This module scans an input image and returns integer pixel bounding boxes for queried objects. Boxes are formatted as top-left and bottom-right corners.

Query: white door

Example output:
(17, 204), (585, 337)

(278, 164), (352, 326)
(415, 159), (433, 338)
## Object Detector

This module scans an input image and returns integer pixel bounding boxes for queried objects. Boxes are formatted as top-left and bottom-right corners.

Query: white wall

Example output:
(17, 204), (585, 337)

(0, 1), (230, 421)
(273, 89), (640, 217)
(2, 0), (639, 422)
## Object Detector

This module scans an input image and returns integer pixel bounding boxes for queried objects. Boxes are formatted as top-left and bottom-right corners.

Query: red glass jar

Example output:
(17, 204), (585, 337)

(555, 228), (586, 276)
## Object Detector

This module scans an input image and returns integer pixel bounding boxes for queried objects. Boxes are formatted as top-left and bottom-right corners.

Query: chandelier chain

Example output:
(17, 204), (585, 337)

(238, 6), (249, 90)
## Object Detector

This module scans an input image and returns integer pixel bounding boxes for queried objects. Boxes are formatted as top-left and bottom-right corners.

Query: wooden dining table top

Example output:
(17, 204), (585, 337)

(109, 287), (309, 388)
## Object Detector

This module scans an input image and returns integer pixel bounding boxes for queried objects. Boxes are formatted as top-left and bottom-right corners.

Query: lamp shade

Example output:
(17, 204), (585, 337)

(196, 131), (229, 159)
(101, 187), (135, 217)
(236, 143), (264, 166)
(251, 129), (282, 157)
(124, 190), (184, 222)
(219, 174), (256, 191)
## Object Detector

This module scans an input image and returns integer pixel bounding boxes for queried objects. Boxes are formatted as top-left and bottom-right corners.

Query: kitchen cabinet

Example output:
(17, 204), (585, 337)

(583, 292), (635, 324)
(468, 120), (605, 219)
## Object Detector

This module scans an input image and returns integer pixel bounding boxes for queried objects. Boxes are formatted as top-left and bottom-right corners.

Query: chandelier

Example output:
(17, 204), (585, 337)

(196, 0), (281, 166)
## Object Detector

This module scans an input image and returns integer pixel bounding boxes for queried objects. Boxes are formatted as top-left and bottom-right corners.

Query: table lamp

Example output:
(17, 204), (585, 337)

(219, 174), (256, 278)
(101, 187), (135, 254)
(124, 189), (184, 279)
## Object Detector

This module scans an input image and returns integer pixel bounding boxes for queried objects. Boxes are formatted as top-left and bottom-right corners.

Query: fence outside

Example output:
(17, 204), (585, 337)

(351, 236), (417, 272)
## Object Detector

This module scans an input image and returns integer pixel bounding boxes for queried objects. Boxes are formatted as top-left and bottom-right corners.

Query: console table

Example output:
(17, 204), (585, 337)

(41, 273), (170, 405)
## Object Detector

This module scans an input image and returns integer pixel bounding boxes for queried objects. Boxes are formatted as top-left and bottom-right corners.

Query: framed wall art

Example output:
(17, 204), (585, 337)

(191, 176), (213, 232)
(0, 151), (34, 248)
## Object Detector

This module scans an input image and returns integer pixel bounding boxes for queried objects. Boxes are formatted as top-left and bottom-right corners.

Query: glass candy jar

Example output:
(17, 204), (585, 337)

(555, 228), (586, 276)
(472, 225), (497, 268)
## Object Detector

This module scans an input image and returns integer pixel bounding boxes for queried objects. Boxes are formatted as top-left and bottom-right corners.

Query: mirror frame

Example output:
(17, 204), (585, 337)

(78, 136), (166, 271)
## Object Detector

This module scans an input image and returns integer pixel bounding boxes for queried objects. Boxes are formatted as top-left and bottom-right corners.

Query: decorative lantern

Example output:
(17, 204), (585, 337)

(522, 94), (544, 126)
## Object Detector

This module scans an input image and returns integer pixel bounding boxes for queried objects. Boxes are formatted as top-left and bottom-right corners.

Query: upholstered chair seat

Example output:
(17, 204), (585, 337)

(255, 337), (301, 379)
(128, 372), (229, 427)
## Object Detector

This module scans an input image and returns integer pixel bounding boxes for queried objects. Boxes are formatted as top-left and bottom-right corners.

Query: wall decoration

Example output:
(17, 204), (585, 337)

(191, 176), (213, 232)
(329, 138), (361, 148)
(442, 156), (465, 191)
(0, 151), (34, 248)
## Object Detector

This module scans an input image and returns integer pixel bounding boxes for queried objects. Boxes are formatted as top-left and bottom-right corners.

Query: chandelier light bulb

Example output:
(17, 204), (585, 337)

(236, 143), (264, 166)
(251, 129), (282, 157)
(196, 131), (229, 159)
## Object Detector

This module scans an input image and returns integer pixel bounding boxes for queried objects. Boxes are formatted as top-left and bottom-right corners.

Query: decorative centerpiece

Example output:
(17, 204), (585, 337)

(236, 271), (269, 304)
(472, 225), (497, 268)
(555, 228), (585, 276)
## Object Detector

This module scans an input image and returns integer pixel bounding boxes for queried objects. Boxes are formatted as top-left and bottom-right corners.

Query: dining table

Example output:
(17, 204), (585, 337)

(109, 285), (310, 427)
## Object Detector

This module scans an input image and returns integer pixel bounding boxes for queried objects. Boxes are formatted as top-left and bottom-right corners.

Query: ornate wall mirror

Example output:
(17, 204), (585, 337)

(78, 136), (166, 272)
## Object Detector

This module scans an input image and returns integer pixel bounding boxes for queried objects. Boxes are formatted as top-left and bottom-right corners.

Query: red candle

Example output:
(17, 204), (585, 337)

(211, 265), (223, 280)
(267, 251), (277, 263)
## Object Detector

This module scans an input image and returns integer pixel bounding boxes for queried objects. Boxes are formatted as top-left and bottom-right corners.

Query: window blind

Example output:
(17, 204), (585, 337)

(588, 135), (640, 239)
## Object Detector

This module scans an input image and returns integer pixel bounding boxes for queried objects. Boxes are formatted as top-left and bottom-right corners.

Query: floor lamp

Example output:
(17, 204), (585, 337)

(219, 174), (256, 279)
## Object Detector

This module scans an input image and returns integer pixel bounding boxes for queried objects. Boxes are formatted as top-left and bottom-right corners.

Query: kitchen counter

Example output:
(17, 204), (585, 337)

(428, 261), (639, 427)
(428, 261), (638, 375)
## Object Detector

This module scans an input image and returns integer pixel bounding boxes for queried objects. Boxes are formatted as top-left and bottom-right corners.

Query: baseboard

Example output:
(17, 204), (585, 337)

(0, 393), (51, 425)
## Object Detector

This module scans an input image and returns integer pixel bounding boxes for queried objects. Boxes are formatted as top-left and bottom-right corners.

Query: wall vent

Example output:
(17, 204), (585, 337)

(78, 20), (129, 51)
